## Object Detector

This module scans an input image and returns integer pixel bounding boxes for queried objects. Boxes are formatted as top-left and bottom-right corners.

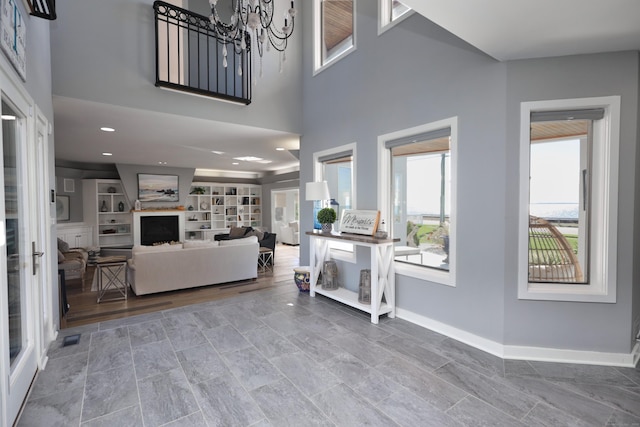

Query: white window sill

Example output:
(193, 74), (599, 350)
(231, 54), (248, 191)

(395, 261), (454, 287)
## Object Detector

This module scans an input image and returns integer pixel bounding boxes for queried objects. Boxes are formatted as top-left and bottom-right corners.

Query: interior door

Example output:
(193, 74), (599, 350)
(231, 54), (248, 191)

(0, 92), (38, 426)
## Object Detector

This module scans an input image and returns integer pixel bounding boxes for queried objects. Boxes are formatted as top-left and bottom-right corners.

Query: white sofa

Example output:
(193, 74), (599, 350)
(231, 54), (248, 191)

(127, 236), (259, 296)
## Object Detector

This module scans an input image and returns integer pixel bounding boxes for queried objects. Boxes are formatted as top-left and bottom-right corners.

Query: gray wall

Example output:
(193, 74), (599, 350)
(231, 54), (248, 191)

(503, 52), (640, 353)
(50, 0), (302, 135)
(300, 1), (639, 353)
(116, 163), (196, 208)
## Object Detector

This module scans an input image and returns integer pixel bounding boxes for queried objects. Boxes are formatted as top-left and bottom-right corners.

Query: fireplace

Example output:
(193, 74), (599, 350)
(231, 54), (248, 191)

(140, 215), (179, 245)
(133, 211), (185, 246)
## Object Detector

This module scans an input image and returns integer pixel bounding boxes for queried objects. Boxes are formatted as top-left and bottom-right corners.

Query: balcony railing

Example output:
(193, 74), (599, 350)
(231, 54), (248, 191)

(154, 1), (252, 105)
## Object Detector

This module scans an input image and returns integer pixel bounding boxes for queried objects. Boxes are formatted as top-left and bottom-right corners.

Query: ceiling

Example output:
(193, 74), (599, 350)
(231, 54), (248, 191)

(53, 1), (640, 175)
(402, 0), (640, 61)
(53, 96), (301, 177)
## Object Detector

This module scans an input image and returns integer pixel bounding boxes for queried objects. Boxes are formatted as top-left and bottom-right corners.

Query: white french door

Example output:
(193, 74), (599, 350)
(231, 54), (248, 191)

(0, 82), (40, 426)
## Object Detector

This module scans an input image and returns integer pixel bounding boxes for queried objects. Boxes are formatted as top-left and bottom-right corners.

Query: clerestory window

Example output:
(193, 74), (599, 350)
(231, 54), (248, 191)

(378, 0), (412, 34)
(313, 0), (356, 74)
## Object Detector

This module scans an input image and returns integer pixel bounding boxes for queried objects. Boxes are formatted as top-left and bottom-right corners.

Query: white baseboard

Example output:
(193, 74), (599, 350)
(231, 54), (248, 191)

(396, 308), (639, 368)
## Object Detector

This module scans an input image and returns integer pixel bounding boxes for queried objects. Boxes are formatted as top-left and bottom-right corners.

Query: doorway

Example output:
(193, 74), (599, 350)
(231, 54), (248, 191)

(0, 87), (50, 426)
(271, 188), (299, 244)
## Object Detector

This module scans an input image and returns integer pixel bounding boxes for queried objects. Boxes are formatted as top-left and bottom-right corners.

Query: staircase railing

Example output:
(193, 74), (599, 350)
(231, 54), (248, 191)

(154, 1), (252, 105)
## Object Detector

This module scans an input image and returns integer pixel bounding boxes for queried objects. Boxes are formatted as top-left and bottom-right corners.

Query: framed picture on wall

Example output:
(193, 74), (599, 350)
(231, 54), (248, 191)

(56, 195), (70, 221)
(137, 173), (179, 202)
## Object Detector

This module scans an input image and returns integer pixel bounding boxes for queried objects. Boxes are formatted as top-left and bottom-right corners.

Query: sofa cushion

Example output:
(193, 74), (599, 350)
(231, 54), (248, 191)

(58, 249), (65, 263)
(219, 235), (258, 246)
(57, 238), (70, 253)
(245, 229), (264, 241)
(229, 226), (247, 238)
(183, 240), (219, 249)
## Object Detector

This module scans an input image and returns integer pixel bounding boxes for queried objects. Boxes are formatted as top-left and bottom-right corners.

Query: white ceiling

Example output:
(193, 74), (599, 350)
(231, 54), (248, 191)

(53, 1), (640, 175)
(53, 96), (301, 176)
(402, 0), (640, 61)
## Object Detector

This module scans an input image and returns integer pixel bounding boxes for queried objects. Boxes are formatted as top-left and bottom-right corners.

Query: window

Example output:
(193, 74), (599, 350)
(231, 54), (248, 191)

(314, 144), (356, 257)
(378, 118), (457, 286)
(379, 0), (412, 34)
(314, 0), (356, 74)
(518, 97), (620, 302)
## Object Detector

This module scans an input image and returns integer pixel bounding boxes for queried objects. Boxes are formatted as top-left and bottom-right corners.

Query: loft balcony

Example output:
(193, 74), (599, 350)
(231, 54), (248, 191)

(154, 1), (252, 105)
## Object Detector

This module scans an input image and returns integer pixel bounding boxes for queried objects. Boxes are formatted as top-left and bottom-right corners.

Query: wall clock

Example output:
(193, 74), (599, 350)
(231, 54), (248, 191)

(0, 0), (26, 81)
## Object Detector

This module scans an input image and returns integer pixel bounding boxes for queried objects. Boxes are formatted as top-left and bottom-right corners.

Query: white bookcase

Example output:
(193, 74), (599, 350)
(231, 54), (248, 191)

(185, 182), (262, 240)
(83, 179), (133, 248)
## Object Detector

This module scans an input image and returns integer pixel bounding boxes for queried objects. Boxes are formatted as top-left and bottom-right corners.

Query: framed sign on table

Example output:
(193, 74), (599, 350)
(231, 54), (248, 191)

(339, 209), (380, 236)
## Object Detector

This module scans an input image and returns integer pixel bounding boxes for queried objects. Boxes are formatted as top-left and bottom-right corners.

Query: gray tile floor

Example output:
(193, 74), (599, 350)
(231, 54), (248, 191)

(18, 286), (640, 426)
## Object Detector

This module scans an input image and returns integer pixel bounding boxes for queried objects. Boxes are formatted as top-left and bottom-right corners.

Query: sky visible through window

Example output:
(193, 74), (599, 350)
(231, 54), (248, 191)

(529, 139), (580, 219)
(406, 154), (450, 216)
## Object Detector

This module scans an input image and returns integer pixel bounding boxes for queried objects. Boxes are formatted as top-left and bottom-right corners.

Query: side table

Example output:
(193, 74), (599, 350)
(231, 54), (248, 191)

(96, 255), (128, 303)
(258, 247), (273, 273)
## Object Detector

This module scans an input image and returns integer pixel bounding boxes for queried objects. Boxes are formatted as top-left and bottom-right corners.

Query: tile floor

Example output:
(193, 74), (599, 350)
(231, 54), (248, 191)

(18, 285), (640, 426)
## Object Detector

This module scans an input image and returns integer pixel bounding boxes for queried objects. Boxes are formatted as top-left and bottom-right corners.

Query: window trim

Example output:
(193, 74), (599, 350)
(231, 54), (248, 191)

(518, 96), (620, 303)
(378, 0), (414, 35)
(313, 0), (357, 76)
(378, 117), (458, 287)
(314, 142), (357, 262)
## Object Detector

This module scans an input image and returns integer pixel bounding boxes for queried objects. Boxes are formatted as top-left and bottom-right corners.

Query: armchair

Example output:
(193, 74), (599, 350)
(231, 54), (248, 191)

(277, 221), (299, 245)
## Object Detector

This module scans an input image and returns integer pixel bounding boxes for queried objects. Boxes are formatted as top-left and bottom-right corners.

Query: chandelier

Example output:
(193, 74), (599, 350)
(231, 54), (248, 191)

(208, 0), (297, 77)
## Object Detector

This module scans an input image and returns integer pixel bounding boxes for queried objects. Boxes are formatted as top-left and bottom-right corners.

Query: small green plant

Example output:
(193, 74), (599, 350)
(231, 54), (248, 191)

(317, 207), (337, 224)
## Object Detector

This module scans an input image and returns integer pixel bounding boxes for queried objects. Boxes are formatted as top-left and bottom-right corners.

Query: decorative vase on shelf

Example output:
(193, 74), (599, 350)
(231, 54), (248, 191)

(100, 200), (108, 212)
(134, 199), (141, 210)
(118, 201), (124, 212)
(321, 223), (332, 234)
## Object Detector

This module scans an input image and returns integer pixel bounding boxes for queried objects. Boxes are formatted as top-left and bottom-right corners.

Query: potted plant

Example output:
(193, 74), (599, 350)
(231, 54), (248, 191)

(317, 207), (337, 233)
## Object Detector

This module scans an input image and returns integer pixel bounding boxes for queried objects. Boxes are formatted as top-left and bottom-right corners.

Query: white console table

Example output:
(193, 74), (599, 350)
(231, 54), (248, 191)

(306, 231), (399, 324)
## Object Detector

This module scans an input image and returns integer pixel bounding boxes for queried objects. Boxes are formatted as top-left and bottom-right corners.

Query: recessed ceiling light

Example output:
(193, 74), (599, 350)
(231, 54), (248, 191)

(102, 152), (113, 156)
(276, 147), (285, 151)
(234, 156), (263, 162)
(211, 150), (224, 155)
(1, 115), (16, 120)
(232, 162), (239, 165)
(100, 127), (115, 132)
(158, 161), (167, 165)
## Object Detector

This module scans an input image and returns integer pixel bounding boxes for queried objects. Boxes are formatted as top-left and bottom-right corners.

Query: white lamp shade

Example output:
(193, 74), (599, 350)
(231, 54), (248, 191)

(305, 181), (330, 201)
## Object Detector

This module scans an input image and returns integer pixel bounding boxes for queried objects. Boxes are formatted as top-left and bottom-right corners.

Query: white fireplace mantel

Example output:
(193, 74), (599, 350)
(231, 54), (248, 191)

(133, 210), (185, 246)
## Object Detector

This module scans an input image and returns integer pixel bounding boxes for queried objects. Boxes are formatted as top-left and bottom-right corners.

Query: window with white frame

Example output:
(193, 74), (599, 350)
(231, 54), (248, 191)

(379, 0), (412, 33)
(314, 144), (355, 256)
(518, 97), (620, 303)
(378, 118), (457, 286)
(313, 0), (356, 74)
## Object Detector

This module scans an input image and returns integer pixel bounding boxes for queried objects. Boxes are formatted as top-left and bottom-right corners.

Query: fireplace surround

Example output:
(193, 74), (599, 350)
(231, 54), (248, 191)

(133, 211), (185, 245)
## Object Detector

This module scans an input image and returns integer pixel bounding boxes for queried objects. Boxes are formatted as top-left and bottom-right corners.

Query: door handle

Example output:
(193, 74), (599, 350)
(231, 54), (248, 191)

(32, 241), (44, 275)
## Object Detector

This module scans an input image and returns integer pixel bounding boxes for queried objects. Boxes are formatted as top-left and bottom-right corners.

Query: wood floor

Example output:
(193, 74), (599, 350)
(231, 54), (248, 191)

(61, 244), (301, 329)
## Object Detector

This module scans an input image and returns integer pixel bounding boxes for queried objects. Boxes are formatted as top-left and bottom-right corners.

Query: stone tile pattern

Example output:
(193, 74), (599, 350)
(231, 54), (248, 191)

(17, 286), (640, 427)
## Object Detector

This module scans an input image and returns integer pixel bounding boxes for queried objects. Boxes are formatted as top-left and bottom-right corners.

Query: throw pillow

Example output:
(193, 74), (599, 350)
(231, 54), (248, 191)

(57, 238), (70, 253)
(229, 226), (246, 238)
(245, 230), (264, 241)
(58, 249), (65, 263)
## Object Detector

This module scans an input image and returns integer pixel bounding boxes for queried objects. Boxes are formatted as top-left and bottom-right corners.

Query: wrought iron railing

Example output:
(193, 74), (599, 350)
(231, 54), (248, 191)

(154, 1), (252, 105)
